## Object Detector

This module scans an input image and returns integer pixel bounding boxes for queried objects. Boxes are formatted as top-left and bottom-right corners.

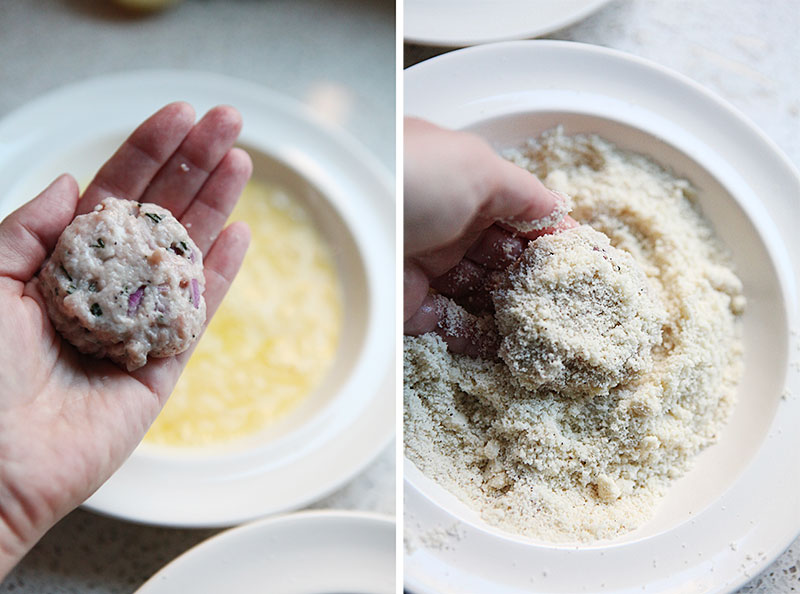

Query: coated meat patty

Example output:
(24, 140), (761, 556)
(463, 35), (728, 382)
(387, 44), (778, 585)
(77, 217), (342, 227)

(492, 225), (667, 396)
(39, 197), (206, 371)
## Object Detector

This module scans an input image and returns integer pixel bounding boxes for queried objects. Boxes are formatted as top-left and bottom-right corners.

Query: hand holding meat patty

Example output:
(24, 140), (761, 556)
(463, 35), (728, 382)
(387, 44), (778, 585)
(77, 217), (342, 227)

(0, 102), (251, 578)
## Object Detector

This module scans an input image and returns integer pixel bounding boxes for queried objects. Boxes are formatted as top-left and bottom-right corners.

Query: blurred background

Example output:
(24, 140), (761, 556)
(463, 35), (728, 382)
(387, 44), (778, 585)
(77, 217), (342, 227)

(0, 1), (394, 592)
(1, 0), (395, 168)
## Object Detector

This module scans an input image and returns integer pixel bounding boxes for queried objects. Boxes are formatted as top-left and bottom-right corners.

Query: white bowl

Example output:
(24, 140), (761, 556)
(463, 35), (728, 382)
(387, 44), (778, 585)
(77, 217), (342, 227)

(134, 511), (396, 594)
(405, 41), (800, 593)
(405, 0), (612, 47)
(0, 70), (395, 527)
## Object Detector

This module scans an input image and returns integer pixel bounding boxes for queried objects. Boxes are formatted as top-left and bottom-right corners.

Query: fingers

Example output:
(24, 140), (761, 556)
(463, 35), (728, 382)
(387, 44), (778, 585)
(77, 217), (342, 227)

(404, 293), (496, 357)
(78, 102), (196, 214)
(403, 118), (581, 359)
(404, 294), (439, 335)
(481, 158), (561, 230)
(403, 119), (495, 254)
(0, 174), (79, 283)
(464, 226), (526, 269)
(82, 101), (249, 256)
(499, 212), (580, 241)
(405, 294), (498, 358)
(404, 118), (564, 256)
(404, 260), (432, 322)
(138, 106), (244, 218)
(425, 226), (522, 316)
(429, 258), (486, 297)
(196, 220), (251, 320)
(179, 148), (253, 255)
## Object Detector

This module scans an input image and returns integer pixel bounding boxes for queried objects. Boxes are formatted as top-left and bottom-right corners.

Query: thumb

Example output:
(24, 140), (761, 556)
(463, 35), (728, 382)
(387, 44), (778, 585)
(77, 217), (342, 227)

(481, 158), (569, 238)
(0, 174), (80, 282)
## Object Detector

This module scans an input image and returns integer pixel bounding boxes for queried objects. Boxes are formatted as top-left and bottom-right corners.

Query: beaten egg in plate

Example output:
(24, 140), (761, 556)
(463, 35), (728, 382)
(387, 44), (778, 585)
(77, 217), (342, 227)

(144, 178), (343, 447)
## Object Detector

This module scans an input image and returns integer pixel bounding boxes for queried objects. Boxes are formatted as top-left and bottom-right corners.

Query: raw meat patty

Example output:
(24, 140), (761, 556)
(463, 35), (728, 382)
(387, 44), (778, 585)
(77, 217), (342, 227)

(39, 197), (206, 371)
(492, 225), (667, 396)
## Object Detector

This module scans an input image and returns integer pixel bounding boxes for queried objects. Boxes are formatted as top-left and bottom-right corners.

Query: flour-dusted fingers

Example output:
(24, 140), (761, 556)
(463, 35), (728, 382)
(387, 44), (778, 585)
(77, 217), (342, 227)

(404, 293), (438, 336)
(178, 147), (252, 255)
(139, 106), (243, 218)
(78, 102), (196, 214)
(464, 225), (527, 270)
(498, 213), (580, 240)
(429, 258), (487, 298)
(405, 294), (498, 358)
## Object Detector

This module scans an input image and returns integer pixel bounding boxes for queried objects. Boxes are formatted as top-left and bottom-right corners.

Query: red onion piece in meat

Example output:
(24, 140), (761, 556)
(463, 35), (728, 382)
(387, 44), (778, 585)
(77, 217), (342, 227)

(190, 278), (200, 309)
(127, 286), (145, 316)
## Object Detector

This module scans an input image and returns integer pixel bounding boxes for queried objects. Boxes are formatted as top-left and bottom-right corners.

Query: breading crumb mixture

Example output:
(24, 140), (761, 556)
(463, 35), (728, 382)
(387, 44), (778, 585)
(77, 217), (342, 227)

(404, 129), (745, 542)
(494, 224), (667, 396)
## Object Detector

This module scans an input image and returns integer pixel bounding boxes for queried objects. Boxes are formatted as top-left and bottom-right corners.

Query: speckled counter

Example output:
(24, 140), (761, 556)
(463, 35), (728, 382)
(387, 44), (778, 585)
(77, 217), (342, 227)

(406, 1), (799, 592)
(0, 1), (394, 592)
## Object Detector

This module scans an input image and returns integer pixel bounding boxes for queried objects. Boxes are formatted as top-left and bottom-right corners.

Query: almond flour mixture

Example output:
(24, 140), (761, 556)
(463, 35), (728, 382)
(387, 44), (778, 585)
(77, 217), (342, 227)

(403, 129), (745, 542)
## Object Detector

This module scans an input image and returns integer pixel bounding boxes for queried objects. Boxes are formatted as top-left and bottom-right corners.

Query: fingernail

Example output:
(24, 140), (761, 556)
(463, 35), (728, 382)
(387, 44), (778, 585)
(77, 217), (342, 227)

(505, 190), (572, 233)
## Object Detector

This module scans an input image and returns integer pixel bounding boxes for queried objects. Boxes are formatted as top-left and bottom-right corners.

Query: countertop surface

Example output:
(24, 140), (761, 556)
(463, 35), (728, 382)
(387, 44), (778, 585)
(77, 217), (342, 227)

(0, 1), (395, 592)
(406, 1), (799, 593)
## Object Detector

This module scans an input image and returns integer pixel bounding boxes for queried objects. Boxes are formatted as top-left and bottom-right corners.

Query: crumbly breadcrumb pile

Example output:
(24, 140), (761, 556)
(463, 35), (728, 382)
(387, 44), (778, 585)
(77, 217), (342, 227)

(404, 129), (744, 542)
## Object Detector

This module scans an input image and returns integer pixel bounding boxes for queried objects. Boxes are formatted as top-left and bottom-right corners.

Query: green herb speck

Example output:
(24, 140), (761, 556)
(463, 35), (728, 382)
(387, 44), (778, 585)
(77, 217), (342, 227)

(90, 303), (102, 316)
(179, 241), (189, 252)
(60, 265), (72, 281)
(88, 282), (98, 292)
(90, 238), (105, 248)
(144, 213), (162, 224)
(66, 284), (76, 295)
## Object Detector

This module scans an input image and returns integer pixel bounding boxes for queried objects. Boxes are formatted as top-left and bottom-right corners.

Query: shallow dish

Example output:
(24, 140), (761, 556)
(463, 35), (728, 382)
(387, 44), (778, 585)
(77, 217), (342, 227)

(0, 70), (395, 527)
(404, 41), (800, 592)
(134, 511), (395, 594)
(404, 0), (611, 47)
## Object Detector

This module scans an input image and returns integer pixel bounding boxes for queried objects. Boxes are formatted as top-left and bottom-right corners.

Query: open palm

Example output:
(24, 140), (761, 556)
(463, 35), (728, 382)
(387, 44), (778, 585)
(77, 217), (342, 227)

(0, 102), (251, 576)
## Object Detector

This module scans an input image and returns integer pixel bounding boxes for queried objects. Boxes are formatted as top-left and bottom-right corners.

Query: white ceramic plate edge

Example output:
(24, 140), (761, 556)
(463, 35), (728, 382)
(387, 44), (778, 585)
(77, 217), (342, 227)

(404, 0), (612, 47)
(134, 510), (396, 594)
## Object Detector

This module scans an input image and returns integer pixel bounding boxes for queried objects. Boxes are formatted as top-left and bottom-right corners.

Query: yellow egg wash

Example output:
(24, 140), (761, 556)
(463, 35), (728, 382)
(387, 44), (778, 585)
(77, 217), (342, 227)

(144, 180), (343, 446)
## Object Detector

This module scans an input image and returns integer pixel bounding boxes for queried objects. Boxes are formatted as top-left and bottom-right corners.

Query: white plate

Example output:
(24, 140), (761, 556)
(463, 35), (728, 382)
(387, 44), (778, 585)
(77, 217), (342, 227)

(134, 511), (396, 594)
(0, 70), (395, 527)
(404, 0), (612, 47)
(404, 41), (800, 592)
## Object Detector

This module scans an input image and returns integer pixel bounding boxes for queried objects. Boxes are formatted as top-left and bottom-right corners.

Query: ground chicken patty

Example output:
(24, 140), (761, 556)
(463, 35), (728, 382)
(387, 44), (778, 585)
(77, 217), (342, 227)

(39, 197), (206, 371)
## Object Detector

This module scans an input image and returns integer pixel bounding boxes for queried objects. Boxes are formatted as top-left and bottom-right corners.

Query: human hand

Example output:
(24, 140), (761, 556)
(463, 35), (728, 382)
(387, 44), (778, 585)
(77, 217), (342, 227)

(0, 102), (251, 577)
(404, 117), (575, 356)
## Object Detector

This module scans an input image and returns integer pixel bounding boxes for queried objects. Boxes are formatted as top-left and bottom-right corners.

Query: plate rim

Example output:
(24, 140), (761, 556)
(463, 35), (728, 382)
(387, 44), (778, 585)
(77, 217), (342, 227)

(404, 0), (613, 47)
(134, 509), (396, 593)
